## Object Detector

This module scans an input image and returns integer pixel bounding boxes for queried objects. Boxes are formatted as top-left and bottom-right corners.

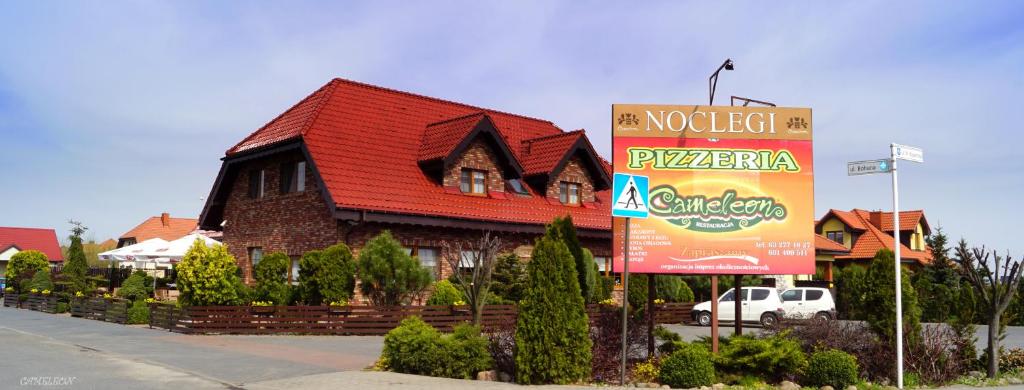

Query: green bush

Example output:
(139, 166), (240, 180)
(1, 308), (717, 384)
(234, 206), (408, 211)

(515, 231), (592, 384)
(835, 265), (867, 319)
(863, 249), (921, 345)
(117, 271), (150, 301)
(7, 250), (49, 292)
(427, 280), (463, 305)
(28, 269), (54, 291)
(656, 275), (695, 303)
(659, 343), (715, 388)
(357, 231), (432, 306)
(297, 242), (356, 305)
(715, 333), (808, 381)
(176, 239), (245, 306)
(381, 317), (492, 379)
(254, 252), (291, 305)
(805, 349), (859, 388)
(55, 302), (69, 313)
(127, 300), (150, 324)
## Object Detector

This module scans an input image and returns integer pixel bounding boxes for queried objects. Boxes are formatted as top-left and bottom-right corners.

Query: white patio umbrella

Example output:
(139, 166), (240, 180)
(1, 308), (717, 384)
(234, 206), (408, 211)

(134, 233), (220, 259)
(98, 238), (169, 262)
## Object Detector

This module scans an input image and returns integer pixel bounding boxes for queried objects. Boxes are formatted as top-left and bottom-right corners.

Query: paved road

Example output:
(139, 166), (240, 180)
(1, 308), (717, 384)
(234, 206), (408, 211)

(4, 306), (1024, 389)
(0, 307), (382, 389)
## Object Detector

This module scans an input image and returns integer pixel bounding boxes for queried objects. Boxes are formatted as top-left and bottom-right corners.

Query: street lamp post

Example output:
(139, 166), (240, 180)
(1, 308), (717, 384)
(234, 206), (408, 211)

(708, 58), (734, 105)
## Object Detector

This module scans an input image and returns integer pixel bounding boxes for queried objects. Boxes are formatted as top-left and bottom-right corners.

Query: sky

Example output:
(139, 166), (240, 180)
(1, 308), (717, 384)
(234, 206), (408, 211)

(0, 1), (1022, 256)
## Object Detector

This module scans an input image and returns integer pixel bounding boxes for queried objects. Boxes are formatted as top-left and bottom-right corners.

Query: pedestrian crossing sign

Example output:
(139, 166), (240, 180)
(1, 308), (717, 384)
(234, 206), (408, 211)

(612, 173), (649, 218)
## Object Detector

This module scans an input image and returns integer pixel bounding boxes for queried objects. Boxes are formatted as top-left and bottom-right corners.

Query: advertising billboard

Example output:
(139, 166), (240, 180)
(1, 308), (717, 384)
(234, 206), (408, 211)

(612, 105), (814, 275)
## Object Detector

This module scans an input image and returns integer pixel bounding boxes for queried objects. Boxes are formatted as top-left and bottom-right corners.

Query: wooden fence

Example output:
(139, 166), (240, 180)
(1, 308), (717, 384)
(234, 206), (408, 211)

(21, 294), (59, 313)
(70, 297), (129, 324)
(149, 302), (693, 335)
(2, 293), (20, 308)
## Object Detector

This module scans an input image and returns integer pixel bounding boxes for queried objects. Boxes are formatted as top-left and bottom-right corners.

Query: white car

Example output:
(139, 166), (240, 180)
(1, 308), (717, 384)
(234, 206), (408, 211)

(692, 287), (786, 328)
(780, 287), (836, 321)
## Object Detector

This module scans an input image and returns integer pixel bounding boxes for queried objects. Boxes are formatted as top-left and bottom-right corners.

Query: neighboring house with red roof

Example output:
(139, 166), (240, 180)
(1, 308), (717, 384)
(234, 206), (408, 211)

(0, 227), (64, 278)
(199, 78), (613, 288)
(117, 213), (198, 248)
(815, 209), (932, 271)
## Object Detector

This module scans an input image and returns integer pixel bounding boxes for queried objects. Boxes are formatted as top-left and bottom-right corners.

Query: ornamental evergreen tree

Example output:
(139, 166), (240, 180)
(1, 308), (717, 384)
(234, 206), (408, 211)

(176, 239), (245, 306)
(28, 269), (54, 291)
(515, 233), (592, 384)
(6, 250), (49, 292)
(62, 220), (90, 293)
(357, 231), (432, 306)
(117, 271), (150, 301)
(548, 215), (595, 302)
(489, 253), (527, 303)
(298, 242), (357, 305)
(253, 252), (291, 305)
(863, 249), (921, 346)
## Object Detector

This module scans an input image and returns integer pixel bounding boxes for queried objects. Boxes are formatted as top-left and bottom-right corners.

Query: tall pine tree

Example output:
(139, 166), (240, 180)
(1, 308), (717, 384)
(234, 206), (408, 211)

(515, 229), (592, 384)
(62, 220), (89, 293)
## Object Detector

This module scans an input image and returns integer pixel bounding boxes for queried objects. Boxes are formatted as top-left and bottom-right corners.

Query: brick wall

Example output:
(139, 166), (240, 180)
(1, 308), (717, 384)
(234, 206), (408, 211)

(221, 150), (342, 281)
(442, 139), (506, 194)
(546, 157), (595, 203)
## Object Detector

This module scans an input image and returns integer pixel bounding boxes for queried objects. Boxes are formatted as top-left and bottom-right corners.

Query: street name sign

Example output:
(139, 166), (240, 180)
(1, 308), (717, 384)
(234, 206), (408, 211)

(847, 159), (892, 176)
(892, 144), (923, 163)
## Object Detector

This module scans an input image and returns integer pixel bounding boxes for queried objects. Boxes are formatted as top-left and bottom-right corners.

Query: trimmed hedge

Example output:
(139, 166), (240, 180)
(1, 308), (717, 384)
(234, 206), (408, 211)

(659, 343), (715, 388)
(805, 349), (859, 388)
(381, 317), (492, 379)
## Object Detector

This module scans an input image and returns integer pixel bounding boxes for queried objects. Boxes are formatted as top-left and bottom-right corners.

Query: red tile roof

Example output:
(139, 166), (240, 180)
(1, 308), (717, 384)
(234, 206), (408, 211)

(520, 130), (584, 176)
(418, 112), (488, 162)
(823, 209), (931, 264)
(0, 227), (63, 262)
(857, 209), (927, 233)
(224, 78), (613, 230)
(814, 234), (849, 253)
(120, 214), (197, 242)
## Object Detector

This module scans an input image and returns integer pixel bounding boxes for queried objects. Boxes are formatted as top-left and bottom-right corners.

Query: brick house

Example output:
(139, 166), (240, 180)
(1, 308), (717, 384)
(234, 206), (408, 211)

(199, 78), (613, 292)
(815, 208), (933, 270)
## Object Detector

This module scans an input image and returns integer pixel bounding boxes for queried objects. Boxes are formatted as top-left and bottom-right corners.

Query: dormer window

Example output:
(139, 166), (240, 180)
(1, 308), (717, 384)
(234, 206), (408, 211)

(460, 168), (487, 195)
(559, 181), (580, 205)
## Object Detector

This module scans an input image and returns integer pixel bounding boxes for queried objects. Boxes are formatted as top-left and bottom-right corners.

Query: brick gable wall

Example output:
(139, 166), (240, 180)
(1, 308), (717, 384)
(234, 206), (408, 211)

(546, 157), (596, 204)
(221, 150), (342, 281)
(442, 139), (506, 194)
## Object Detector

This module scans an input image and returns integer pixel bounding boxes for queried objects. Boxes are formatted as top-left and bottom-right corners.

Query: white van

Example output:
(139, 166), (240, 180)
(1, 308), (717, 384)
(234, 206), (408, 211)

(692, 287), (786, 327)
(779, 287), (836, 321)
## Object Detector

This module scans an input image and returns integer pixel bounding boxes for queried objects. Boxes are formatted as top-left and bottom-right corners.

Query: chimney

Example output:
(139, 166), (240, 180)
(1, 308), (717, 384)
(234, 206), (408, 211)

(869, 211), (883, 229)
(161, 212), (170, 227)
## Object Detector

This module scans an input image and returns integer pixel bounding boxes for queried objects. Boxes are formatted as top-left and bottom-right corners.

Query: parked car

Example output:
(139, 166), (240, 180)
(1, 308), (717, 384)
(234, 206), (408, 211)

(692, 287), (785, 327)
(780, 287), (836, 321)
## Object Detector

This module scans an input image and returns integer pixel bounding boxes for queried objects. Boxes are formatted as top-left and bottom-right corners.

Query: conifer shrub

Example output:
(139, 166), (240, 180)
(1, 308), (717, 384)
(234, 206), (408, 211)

(658, 343), (715, 388)
(805, 349), (859, 388)
(427, 280), (463, 306)
(62, 232), (89, 293)
(175, 239), (245, 306)
(863, 249), (921, 345)
(656, 275), (695, 302)
(253, 252), (290, 305)
(514, 233), (591, 384)
(127, 300), (151, 324)
(117, 271), (149, 301)
(28, 269), (54, 292)
(715, 333), (808, 382)
(489, 253), (526, 304)
(381, 317), (492, 379)
(298, 242), (356, 305)
(548, 216), (595, 302)
(7, 250), (49, 292)
(358, 231), (432, 306)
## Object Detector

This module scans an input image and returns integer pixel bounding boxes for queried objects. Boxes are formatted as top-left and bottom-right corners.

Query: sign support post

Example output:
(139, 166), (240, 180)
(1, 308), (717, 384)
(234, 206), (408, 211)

(711, 276), (718, 353)
(849, 143), (922, 390)
(620, 216), (630, 386)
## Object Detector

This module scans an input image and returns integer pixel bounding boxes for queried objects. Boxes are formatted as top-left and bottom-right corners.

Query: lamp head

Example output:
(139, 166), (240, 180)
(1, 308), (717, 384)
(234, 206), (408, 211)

(724, 59), (734, 71)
